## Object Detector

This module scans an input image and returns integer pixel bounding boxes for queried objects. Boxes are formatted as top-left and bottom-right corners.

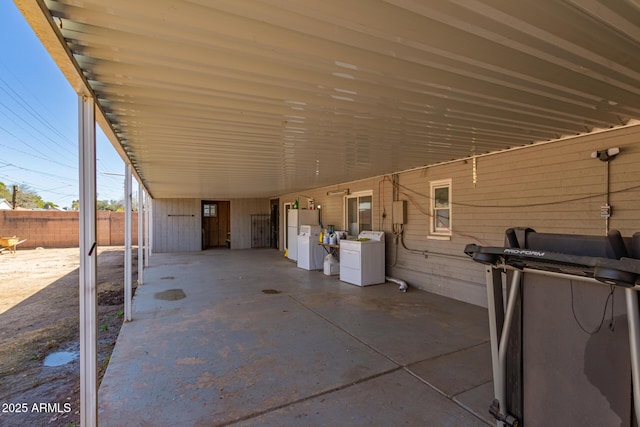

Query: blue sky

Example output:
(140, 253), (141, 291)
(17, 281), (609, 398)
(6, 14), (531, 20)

(0, 2), (126, 209)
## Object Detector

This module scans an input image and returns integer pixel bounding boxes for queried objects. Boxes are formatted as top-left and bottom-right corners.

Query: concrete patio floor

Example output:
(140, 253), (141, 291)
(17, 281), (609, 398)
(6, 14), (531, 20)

(98, 249), (494, 426)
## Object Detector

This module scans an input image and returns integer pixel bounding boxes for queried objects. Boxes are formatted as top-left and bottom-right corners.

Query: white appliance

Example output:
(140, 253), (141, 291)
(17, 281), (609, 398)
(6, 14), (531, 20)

(339, 231), (386, 286)
(297, 225), (324, 270)
(324, 253), (340, 276)
(287, 209), (319, 261)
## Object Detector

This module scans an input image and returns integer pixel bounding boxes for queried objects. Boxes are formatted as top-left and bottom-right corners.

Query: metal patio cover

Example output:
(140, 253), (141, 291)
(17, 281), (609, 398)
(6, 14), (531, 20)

(17, 0), (640, 199)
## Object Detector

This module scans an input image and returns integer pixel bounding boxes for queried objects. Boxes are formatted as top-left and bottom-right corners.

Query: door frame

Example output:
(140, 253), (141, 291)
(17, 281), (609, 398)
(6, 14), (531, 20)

(270, 198), (279, 249)
(201, 200), (230, 249)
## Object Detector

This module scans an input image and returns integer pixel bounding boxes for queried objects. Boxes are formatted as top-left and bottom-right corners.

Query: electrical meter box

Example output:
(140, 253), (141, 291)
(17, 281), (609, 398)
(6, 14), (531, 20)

(392, 200), (407, 225)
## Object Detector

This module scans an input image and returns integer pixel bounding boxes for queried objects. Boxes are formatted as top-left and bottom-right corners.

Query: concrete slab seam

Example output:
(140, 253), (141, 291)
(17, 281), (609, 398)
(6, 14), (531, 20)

(452, 378), (493, 398)
(403, 368), (492, 426)
(408, 339), (490, 369)
(214, 366), (404, 427)
(287, 295), (492, 425)
(452, 381), (494, 426)
(287, 294), (404, 367)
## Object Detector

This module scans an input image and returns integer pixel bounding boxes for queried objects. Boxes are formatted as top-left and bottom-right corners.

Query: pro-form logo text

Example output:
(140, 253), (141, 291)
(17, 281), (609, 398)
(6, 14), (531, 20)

(503, 248), (546, 257)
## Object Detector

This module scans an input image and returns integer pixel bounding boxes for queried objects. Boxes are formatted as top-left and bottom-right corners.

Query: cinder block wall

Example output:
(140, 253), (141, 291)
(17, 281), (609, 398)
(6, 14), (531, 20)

(0, 211), (139, 248)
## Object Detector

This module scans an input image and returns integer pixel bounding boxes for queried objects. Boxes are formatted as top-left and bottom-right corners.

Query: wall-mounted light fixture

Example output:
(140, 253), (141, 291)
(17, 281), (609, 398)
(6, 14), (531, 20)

(327, 189), (349, 196)
(591, 147), (620, 162)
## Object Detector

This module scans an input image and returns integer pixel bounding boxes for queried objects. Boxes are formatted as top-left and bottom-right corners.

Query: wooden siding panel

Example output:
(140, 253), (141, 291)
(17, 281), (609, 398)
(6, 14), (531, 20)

(230, 198), (270, 249)
(280, 125), (640, 306)
(152, 198), (200, 252)
(153, 198), (272, 252)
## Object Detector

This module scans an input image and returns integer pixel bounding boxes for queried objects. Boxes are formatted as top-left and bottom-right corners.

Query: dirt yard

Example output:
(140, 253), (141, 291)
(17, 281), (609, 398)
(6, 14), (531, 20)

(0, 247), (137, 427)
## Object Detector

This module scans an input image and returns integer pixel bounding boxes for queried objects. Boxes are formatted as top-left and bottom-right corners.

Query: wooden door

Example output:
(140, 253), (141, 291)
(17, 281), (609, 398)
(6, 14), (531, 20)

(202, 201), (230, 248)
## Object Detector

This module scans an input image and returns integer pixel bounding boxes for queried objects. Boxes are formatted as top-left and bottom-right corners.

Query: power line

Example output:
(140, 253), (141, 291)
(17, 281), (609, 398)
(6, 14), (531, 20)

(0, 153), (122, 198)
(0, 98), (76, 159)
(0, 160), (76, 182)
(0, 125), (75, 168)
(0, 173), (77, 199)
(0, 41), (122, 206)
(0, 70), (76, 155)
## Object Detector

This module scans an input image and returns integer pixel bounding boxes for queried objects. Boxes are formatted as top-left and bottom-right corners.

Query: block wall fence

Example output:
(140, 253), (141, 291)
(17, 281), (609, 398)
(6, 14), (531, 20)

(0, 211), (139, 249)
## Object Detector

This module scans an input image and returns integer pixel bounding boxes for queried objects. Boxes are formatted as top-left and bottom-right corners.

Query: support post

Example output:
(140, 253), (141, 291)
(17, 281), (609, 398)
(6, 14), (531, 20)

(144, 192), (150, 267)
(124, 164), (132, 322)
(148, 195), (153, 259)
(138, 183), (144, 286)
(496, 269), (522, 426)
(485, 266), (506, 427)
(626, 289), (640, 425)
(486, 267), (504, 397)
(78, 95), (98, 427)
(12, 185), (18, 209)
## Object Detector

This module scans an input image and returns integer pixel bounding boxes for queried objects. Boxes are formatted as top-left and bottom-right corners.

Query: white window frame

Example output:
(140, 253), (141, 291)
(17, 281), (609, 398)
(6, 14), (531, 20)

(203, 203), (217, 218)
(344, 190), (373, 237)
(429, 179), (452, 239)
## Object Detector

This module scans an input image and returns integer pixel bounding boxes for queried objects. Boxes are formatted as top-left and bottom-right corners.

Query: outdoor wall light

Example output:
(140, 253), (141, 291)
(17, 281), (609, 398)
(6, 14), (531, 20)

(591, 147), (620, 161)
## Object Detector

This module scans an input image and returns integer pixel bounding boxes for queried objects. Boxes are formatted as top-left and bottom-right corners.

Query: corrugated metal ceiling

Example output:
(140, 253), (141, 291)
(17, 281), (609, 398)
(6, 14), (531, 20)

(17, 0), (640, 198)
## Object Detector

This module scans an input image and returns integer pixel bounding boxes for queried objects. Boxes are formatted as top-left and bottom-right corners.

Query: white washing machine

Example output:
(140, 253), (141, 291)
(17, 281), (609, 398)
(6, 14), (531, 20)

(297, 225), (324, 270)
(339, 231), (386, 286)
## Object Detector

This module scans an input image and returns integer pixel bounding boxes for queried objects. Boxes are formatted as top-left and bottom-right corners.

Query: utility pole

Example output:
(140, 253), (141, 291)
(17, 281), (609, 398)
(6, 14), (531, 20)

(12, 185), (17, 210)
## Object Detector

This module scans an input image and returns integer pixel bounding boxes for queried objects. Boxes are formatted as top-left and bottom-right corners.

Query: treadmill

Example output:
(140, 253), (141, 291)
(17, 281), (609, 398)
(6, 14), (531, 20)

(465, 228), (640, 427)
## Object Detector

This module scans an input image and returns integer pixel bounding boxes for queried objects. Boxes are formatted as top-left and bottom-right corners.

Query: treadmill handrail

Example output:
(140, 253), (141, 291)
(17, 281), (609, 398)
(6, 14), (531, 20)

(464, 244), (640, 287)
